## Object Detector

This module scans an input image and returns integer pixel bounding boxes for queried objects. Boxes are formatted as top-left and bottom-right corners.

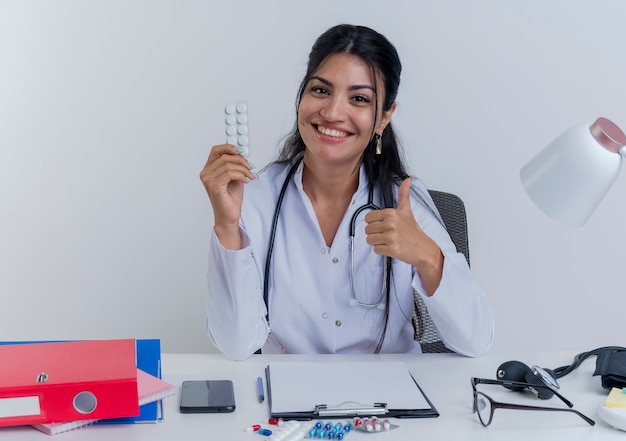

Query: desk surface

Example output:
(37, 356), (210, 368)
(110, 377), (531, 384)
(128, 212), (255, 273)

(1, 351), (624, 440)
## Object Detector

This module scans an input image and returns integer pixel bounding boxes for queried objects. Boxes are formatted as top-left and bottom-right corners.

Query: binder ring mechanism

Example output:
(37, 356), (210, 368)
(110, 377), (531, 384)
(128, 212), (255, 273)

(315, 402), (388, 417)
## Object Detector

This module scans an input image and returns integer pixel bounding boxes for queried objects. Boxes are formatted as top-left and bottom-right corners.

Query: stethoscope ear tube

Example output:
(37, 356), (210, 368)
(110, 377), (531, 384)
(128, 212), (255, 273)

(263, 158), (303, 322)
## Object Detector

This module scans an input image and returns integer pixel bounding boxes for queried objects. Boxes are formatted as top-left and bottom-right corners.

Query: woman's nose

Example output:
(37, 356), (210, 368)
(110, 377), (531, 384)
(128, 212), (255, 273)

(319, 96), (346, 121)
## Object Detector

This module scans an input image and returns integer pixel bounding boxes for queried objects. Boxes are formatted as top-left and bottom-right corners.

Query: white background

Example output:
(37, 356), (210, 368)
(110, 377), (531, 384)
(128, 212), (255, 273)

(1, 0), (625, 354)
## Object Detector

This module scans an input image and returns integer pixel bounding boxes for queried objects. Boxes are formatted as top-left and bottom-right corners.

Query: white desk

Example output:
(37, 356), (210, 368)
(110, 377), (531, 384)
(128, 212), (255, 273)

(1, 351), (624, 440)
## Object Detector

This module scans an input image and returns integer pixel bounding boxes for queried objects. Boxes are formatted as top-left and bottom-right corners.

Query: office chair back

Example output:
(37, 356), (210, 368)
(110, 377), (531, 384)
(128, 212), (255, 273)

(412, 190), (470, 353)
(428, 190), (470, 266)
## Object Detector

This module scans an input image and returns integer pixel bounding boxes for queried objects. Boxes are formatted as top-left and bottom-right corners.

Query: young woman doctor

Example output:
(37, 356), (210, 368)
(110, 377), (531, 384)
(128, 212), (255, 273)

(200, 24), (494, 361)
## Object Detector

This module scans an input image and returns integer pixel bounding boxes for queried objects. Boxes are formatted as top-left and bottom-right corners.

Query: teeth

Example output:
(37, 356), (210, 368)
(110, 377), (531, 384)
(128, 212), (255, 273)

(318, 125), (348, 138)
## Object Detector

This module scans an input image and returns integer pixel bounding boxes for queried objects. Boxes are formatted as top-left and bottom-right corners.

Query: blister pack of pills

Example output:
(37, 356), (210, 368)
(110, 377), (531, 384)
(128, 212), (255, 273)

(245, 417), (397, 440)
(225, 101), (250, 157)
(351, 416), (397, 433)
(305, 421), (353, 439)
(245, 418), (308, 440)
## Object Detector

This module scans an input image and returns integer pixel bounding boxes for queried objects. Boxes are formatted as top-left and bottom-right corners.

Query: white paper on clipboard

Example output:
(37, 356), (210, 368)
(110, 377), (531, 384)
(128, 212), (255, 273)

(266, 361), (434, 417)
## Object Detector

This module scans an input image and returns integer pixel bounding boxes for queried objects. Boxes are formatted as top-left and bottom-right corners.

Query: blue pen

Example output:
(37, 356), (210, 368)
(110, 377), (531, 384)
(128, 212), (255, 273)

(257, 376), (265, 403)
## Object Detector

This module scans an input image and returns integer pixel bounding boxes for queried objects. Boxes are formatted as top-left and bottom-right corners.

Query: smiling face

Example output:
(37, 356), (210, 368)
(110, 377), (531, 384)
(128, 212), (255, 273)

(297, 52), (395, 170)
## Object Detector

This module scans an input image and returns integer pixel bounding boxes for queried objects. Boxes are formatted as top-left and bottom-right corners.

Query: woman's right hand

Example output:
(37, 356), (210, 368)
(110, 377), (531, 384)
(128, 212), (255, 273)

(199, 144), (255, 249)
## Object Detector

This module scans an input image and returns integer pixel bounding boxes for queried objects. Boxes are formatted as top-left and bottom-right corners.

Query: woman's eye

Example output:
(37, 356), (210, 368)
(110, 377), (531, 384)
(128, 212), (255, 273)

(311, 86), (329, 95)
(353, 95), (371, 104)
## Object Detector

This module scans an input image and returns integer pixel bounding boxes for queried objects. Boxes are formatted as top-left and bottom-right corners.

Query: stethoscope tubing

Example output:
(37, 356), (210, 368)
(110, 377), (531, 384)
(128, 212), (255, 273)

(262, 157), (387, 321)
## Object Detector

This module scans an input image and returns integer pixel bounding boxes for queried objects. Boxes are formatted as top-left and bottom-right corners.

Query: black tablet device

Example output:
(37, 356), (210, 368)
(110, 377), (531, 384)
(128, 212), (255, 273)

(179, 380), (236, 413)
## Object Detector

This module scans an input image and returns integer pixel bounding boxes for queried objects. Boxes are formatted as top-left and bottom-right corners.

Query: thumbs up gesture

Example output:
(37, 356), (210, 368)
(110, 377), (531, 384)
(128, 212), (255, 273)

(364, 178), (443, 295)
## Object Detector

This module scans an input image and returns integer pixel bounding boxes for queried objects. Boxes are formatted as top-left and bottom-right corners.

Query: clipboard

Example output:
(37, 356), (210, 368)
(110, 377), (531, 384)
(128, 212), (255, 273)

(265, 361), (439, 419)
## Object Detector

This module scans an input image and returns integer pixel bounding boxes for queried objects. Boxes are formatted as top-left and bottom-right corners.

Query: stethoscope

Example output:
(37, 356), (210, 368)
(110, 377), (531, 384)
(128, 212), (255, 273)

(263, 156), (388, 322)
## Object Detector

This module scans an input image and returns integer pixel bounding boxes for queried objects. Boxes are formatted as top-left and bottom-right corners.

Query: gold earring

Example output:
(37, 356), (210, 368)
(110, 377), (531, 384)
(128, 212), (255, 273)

(375, 134), (382, 155)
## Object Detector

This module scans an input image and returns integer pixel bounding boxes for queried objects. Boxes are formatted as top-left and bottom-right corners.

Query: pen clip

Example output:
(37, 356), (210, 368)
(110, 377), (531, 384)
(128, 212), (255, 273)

(315, 402), (388, 417)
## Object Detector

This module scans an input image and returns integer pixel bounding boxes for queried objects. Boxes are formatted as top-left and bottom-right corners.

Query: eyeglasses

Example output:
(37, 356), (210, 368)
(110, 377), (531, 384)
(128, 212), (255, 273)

(471, 377), (595, 427)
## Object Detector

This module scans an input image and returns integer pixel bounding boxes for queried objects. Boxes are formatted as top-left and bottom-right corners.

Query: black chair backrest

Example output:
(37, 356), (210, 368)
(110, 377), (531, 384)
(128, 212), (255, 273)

(413, 190), (470, 353)
(427, 190), (470, 267)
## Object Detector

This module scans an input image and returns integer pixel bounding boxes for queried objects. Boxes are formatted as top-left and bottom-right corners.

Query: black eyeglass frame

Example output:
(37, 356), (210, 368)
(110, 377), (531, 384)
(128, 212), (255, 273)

(471, 377), (595, 427)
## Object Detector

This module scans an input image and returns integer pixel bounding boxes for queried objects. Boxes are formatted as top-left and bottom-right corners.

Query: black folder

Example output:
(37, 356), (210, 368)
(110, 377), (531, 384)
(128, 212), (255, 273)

(265, 361), (439, 419)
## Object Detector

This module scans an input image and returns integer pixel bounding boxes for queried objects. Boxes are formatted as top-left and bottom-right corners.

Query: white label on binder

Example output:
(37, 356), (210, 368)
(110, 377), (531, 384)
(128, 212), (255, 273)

(0, 396), (41, 418)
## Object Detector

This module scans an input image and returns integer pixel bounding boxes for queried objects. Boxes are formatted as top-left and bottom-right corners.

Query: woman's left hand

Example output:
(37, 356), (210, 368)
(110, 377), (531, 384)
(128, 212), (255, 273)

(364, 178), (443, 295)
